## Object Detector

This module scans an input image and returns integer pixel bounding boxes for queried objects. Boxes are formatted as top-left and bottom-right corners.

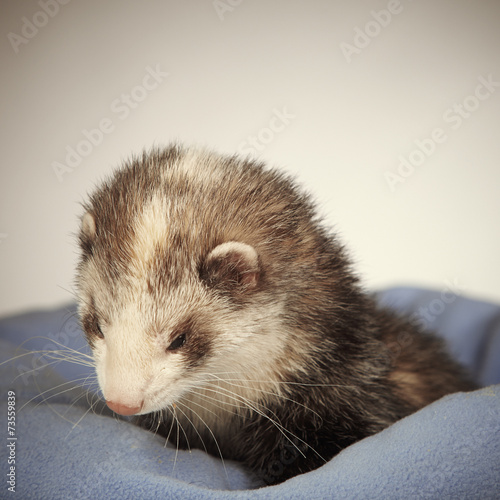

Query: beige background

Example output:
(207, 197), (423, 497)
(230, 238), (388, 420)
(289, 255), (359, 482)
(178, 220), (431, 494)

(1, 0), (499, 316)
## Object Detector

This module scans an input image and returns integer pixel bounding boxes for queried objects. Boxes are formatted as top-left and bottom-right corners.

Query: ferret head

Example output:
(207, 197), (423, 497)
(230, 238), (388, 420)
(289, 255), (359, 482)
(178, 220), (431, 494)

(76, 146), (324, 417)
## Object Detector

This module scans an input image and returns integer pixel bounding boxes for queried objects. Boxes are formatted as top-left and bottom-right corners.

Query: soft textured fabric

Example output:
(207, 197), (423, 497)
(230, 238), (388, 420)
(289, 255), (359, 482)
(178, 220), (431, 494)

(1, 288), (499, 499)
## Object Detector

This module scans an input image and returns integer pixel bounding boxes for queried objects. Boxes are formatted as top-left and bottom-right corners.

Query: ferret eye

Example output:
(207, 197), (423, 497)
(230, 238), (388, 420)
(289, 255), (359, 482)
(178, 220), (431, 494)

(82, 310), (105, 347)
(167, 333), (186, 351)
(95, 321), (104, 339)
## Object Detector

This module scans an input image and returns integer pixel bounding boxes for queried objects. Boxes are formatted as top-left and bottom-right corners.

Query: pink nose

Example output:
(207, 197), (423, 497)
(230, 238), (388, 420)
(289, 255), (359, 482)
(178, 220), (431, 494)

(106, 400), (143, 416)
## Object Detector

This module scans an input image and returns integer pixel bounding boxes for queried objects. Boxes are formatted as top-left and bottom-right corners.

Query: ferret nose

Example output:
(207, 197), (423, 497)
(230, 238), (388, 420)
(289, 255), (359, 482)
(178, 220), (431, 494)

(106, 400), (143, 416)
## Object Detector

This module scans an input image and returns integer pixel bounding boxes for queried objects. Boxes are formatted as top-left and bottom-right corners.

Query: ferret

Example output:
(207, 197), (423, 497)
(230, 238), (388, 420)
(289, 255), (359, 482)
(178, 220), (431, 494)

(76, 144), (475, 484)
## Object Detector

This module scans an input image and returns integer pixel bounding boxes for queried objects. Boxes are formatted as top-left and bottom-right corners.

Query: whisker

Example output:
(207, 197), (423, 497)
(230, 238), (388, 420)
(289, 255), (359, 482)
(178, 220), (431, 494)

(207, 374), (325, 423)
(160, 408), (177, 445)
(190, 380), (326, 464)
(172, 403), (207, 454)
(175, 401), (229, 481)
(199, 372), (360, 390)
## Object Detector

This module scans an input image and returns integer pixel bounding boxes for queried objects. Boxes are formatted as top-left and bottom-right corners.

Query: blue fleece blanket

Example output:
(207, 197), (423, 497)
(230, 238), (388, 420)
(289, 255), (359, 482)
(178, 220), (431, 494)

(1, 288), (499, 499)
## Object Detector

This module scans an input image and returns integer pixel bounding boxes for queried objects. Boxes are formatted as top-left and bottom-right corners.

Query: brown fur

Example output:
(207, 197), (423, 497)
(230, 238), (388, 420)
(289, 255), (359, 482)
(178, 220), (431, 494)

(76, 144), (476, 484)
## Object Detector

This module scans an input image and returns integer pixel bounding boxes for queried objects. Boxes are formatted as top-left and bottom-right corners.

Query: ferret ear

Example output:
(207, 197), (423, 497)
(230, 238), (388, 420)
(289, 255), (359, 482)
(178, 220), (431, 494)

(200, 241), (260, 294)
(80, 212), (96, 255)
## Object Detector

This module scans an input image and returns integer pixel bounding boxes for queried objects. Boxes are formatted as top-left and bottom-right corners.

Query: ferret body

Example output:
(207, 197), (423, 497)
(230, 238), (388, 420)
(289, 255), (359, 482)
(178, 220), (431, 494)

(76, 145), (475, 484)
